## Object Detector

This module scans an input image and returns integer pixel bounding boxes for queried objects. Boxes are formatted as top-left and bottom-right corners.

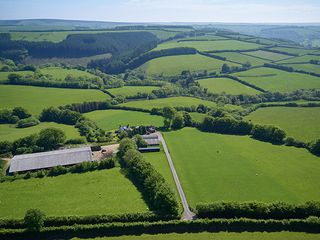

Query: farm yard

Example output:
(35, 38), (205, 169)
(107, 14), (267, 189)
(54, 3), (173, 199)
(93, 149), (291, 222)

(164, 128), (320, 207)
(245, 107), (320, 142)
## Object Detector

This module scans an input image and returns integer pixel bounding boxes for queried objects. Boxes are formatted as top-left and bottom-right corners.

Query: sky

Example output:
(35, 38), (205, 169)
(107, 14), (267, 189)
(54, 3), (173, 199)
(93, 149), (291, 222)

(0, 0), (320, 23)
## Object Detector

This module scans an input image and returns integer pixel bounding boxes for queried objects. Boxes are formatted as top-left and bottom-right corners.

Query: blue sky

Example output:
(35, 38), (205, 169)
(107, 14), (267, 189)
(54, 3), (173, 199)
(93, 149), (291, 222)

(0, 0), (320, 23)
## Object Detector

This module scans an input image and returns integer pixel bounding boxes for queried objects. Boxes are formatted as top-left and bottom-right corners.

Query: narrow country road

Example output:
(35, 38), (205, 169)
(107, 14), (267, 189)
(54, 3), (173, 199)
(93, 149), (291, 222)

(155, 132), (196, 220)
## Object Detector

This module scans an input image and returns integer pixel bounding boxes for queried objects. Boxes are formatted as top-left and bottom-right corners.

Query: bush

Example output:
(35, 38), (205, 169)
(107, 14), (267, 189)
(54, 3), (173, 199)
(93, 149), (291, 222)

(171, 113), (184, 129)
(285, 137), (307, 148)
(16, 117), (40, 128)
(251, 124), (286, 144)
(36, 128), (66, 151)
(65, 138), (86, 145)
(12, 107), (31, 119)
(24, 209), (45, 232)
(309, 139), (320, 156)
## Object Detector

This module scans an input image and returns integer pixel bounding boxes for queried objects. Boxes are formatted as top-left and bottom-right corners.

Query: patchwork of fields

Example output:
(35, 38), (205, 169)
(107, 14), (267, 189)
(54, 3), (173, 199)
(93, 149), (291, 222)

(164, 128), (320, 207)
(213, 52), (269, 66)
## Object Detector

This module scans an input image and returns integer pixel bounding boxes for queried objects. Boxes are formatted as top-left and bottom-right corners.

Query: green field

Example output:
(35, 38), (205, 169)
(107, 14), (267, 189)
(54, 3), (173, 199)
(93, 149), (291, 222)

(0, 122), (82, 141)
(179, 35), (228, 41)
(153, 40), (262, 52)
(84, 110), (164, 131)
(270, 47), (317, 56)
(0, 71), (34, 81)
(142, 54), (239, 76)
(87, 232), (320, 240)
(107, 86), (159, 97)
(39, 67), (97, 80)
(197, 77), (260, 95)
(164, 128), (320, 207)
(244, 50), (290, 61)
(214, 52), (269, 66)
(189, 112), (207, 123)
(233, 67), (320, 92)
(0, 168), (148, 218)
(277, 54), (320, 64)
(245, 107), (320, 142)
(281, 63), (320, 74)
(0, 85), (109, 115)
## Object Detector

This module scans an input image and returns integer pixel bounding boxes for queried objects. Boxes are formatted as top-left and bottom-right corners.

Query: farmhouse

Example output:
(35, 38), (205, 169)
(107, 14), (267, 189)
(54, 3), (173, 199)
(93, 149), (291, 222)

(9, 147), (92, 174)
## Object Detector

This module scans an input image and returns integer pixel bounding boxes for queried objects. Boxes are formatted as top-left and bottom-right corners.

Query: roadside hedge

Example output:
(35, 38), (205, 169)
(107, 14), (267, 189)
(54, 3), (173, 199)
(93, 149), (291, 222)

(196, 201), (320, 220)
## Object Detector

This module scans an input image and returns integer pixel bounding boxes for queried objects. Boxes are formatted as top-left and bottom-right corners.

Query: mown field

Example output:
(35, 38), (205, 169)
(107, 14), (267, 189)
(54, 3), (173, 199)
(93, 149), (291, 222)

(233, 67), (320, 92)
(0, 70), (34, 81)
(39, 67), (97, 80)
(197, 77), (260, 95)
(153, 40), (262, 52)
(107, 86), (159, 97)
(0, 168), (148, 218)
(281, 63), (320, 74)
(213, 52), (269, 66)
(0, 122), (82, 142)
(164, 128), (320, 207)
(86, 232), (320, 240)
(84, 110), (164, 131)
(142, 54), (239, 76)
(0, 85), (109, 115)
(245, 107), (320, 142)
(244, 50), (291, 61)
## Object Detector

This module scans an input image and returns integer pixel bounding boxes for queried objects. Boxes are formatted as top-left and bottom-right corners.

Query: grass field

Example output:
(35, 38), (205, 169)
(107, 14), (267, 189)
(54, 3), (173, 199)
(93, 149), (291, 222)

(84, 110), (164, 131)
(0, 168), (148, 218)
(245, 107), (320, 142)
(0, 85), (109, 115)
(164, 128), (320, 206)
(0, 122), (82, 141)
(213, 52), (269, 66)
(107, 86), (159, 97)
(244, 50), (290, 61)
(153, 40), (262, 52)
(0, 71), (34, 81)
(197, 77), (260, 95)
(142, 54), (239, 76)
(270, 47), (317, 56)
(189, 112), (207, 123)
(233, 67), (320, 92)
(39, 67), (97, 80)
(277, 54), (320, 64)
(87, 232), (320, 240)
(281, 63), (320, 74)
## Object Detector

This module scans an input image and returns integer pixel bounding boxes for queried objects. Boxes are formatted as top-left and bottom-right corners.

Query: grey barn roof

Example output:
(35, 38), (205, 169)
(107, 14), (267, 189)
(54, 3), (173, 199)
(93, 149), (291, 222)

(9, 147), (92, 173)
(142, 134), (159, 146)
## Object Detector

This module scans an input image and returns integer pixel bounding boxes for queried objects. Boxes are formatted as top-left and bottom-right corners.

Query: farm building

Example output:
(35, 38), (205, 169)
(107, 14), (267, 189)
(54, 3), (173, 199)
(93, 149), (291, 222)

(139, 134), (160, 152)
(9, 147), (92, 174)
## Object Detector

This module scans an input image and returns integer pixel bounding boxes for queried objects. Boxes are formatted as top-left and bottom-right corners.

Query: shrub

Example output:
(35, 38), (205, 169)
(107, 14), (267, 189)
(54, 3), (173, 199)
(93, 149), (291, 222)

(16, 117), (40, 128)
(12, 107), (31, 119)
(24, 209), (45, 232)
(171, 113), (184, 129)
(36, 128), (66, 151)
(65, 138), (86, 145)
(251, 124), (286, 144)
(309, 139), (320, 156)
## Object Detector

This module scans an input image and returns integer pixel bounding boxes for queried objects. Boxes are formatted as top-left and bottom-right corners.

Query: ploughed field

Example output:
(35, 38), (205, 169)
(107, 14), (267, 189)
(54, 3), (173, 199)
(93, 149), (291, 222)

(0, 168), (148, 218)
(245, 107), (320, 142)
(163, 128), (320, 207)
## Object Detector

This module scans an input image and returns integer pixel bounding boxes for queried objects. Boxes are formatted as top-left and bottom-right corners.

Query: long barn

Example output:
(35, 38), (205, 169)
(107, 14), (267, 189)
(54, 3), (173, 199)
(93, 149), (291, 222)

(9, 147), (92, 174)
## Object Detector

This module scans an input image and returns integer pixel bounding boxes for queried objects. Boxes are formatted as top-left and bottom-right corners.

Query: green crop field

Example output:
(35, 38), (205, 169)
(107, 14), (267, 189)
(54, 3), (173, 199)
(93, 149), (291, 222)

(277, 54), (320, 64)
(270, 47), (317, 56)
(214, 52), (269, 66)
(153, 40), (262, 52)
(84, 110), (164, 131)
(0, 85), (109, 115)
(87, 232), (320, 240)
(244, 50), (290, 61)
(0, 168), (148, 218)
(107, 86), (159, 97)
(39, 67), (97, 80)
(245, 107), (320, 142)
(281, 63), (320, 74)
(0, 70), (34, 81)
(164, 128), (320, 207)
(0, 122), (82, 142)
(233, 67), (320, 92)
(141, 54), (239, 76)
(197, 77), (260, 95)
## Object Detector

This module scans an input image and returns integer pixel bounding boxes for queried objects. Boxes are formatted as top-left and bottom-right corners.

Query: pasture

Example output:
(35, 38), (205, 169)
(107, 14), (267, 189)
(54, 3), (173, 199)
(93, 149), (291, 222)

(0, 71), (34, 81)
(153, 40), (262, 52)
(245, 107), (320, 142)
(189, 112), (207, 123)
(164, 128), (320, 207)
(244, 50), (290, 61)
(39, 67), (97, 80)
(84, 110), (164, 131)
(233, 67), (320, 92)
(0, 122), (82, 142)
(281, 63), (320, 74)
(197, 77), (260, 95)
(142, 54), (239, 76)
(269, 47), (317, 56)
(277, 54), (320, 64)
(0, 168), (148, 218)
(91, 232), (320, 240)
(107, 86), (159, 97)
(214, 52), (269, 66)
(0, 85), (109, 115)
